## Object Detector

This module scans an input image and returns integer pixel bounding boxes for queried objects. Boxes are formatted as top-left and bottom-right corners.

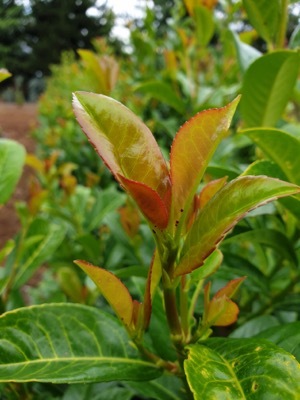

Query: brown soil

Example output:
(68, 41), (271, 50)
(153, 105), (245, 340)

(0, 102), (38, 247)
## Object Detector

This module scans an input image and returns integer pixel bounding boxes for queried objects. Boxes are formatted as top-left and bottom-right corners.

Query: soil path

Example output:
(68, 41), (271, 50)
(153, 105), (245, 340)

(0, 102), (38, 247)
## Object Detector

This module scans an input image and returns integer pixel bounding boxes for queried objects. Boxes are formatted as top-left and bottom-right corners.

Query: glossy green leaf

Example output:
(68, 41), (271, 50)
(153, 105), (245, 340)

(0, 304), (161, 383)
(231, 31), (261, 73)
(241, 51), (300, 127)
(0, 69), (12, 83)
(191, 249), (223, 282)
(243, 128), (300, 184)
(195, 5), (215, 47)
(12, 221), (66, 289)
(241, 160), (300, 218)
(175, 176), (300, 276)
(73, 92), (171, 227)
(0, 139), (26, 205)
(256, 322), (300, 362)
(170, 97), (240, 226)
(134, 81), (185, 113)
(230, 315), (280, 339)
(242, 0), (281, 44)
(63, 382), (134, 400)
(185, 338), (300, 399)
(74, 260), (133, 328)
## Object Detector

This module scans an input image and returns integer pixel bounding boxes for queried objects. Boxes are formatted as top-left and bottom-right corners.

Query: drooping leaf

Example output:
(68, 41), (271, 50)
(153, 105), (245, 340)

(256, 322), (300, 362)
(74, 260), (133, 328)
(231, 31), (262, 73)
(73, 92), (171, 227)
(242, 0), (281, 44)
(185, 338), (300, 399)
(170, 97), (240, 226)
(134, 81), (185, 113)
(0, 304), (161, 383)
(175, 176), (300, 276)
(0, 139), (26, 205)
(241, 51), (300, 127)
(242, 128), (300, 185)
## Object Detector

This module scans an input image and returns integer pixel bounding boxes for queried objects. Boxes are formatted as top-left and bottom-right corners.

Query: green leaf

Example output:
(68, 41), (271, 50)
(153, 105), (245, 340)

(185, 338), (300, 399)
(242, 128), (300, 185)
(12, 221), (67, 289)
(175, 176), (300, 276)
(256, 322), (300, 362)
(74, 260), (133, 328)
(242, 0), (281, 44)
(63, 382), (134, 400)
(230, 315), (280, 339)
(0, 69), (12, 83)
(231, 31), (262, 73)
(170, 97), (240, 227)
(241, 160), (300, 218)
(289, 24), (300, 49)
(72, 92), (171, 228)
(191, 249), (223, 282)
(134, 81), (185, 113)
(225, 229), (298, 266)
(124, 374), (183, 400)
(0, 139), (26, 205)
(195, 5), (215, 47)
(0, 304), (161, 383)
(241, 51), (300, 127)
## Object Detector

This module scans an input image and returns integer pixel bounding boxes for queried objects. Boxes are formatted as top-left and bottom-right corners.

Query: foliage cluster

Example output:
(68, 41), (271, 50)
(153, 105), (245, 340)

(1, 0), (300, 398)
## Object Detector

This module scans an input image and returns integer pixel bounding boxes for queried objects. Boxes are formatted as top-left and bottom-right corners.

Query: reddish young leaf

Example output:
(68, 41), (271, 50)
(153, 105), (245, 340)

(198, 176), (228, 209)
(214, 277), (246, 300)
(73, 92), (171, 225)
(170, 97), (240, 226)
(74, 260), (133, 327)
(175, 176), (300, 276)
(118, 175), (170, 229)
(206, 296), (239, 327)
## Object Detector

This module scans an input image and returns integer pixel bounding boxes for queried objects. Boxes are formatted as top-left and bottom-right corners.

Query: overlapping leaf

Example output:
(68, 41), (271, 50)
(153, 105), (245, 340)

(75, 260), (133, 328)
(185, 338), (300, 399)
(0, 304), (162, 383)
(170, 96), (240, 225)
(73, 92), (171, 228)
(243, 128), (300, 185)
(175, 176), (300, 276)
(241, 51), (300, 127)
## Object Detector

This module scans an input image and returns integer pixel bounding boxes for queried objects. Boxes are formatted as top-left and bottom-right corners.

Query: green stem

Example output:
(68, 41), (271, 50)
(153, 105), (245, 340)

(180, 276), (190, 341)
(276, 0), (289, 49)
(163, 286), (182, 342)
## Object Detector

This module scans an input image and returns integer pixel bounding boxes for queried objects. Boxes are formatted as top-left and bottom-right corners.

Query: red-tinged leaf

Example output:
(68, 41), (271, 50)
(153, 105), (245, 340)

(170, 96), (240, 226)
(143, 251), (162, 330)
(174, 176), (300, 276)
(118, 175), (169, 229)
(72, 92), (171, 207)
(214, 277), (246, 300)
(74, 260), (133, 327)
(206, 296), (239, 327)
(198, 176), (228, 209)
